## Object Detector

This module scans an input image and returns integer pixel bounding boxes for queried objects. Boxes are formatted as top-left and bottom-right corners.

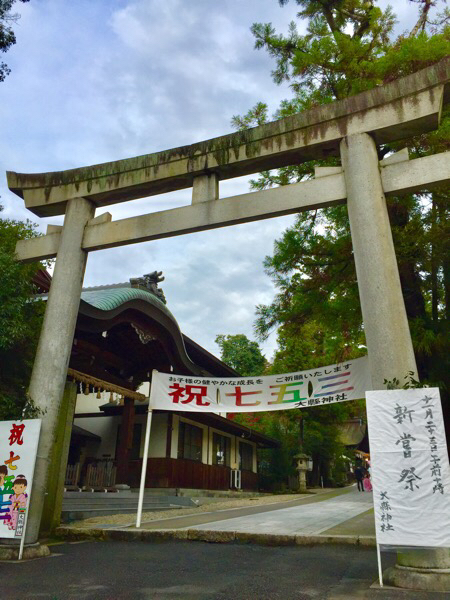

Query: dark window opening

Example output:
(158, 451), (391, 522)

(178, 422), (203, 462)
(213, 433), (231, 467)
(239, 441), (253, 471)
(130, 424), (142, 460)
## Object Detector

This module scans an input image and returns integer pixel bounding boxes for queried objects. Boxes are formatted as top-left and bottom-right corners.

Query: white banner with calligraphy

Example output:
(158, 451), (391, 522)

(0, 419), (41, 540)
(366, 389), (450, 547)
(150, 356), (370, 412)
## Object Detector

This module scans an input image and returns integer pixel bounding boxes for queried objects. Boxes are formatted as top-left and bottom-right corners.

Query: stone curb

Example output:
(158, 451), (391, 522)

(56, 526), (376, 547)
(0, 542), (51, 561)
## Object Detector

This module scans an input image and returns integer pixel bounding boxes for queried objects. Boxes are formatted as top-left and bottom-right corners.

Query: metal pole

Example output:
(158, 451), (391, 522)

(377, 544), (384, 587)
(18, 508), (29, 561)
(136, 405), (153, 528)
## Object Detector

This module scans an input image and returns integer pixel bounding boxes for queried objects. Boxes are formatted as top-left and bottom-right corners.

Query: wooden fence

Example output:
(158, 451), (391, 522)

(65, 460), (116, 490)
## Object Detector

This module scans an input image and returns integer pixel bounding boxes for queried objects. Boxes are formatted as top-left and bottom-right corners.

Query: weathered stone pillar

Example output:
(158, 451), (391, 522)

(340, 133), (450, 592)
(192, 173), (219, 204)
(40, 381), (77, 535)
(340, 133), (417, 386)
(25, 197), (95, 544)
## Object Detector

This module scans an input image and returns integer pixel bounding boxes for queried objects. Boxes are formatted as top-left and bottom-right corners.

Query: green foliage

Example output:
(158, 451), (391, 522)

(255, 400), (355, 490)
(0, 213), (42, 348)
(254, 1), (449, 100)
(0, 206), (45, 419)
(0, 0), (30, 82)
(215, 334), (266, 376)
(384, 371), (423, 390)
(302, 405), (350, 486)
(255, 204), (363, 349)
(257, 414), (299, 490)
(269, 320), (365, 376)
(252, 0), (396, 99)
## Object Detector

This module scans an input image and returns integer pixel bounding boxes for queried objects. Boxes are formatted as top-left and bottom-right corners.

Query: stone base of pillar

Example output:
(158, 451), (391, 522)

(383, 565), (450, 592)
(384, 548), (450, 592)
(0, 542), (50, 561)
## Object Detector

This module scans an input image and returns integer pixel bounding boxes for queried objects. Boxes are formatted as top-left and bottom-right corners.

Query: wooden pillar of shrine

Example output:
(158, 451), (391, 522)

(166, 413), (173, 458)
(116, 398), (135, 485)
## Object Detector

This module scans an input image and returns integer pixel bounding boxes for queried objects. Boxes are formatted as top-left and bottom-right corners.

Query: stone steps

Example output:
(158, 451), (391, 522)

(61, 493), (195, 523)
(61, 506), (181, 523)
(63, 496), (177, 505)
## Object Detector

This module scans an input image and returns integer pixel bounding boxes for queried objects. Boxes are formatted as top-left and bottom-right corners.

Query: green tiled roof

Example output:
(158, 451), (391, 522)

(80, 287), (176, 321)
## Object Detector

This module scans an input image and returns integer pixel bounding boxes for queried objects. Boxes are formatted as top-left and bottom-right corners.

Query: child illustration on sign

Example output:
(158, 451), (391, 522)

(0, 465), (12, 525)
(0, 465), (7, 487)
(8, 475), (27, 530)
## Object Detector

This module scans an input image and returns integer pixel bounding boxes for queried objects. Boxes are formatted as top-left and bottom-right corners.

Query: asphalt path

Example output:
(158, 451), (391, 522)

(5, 540), (447, 600)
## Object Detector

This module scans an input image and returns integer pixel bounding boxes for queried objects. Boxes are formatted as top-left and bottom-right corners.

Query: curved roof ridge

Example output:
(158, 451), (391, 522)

(80, 286), (174, 319)
(82, 282), (131, 291)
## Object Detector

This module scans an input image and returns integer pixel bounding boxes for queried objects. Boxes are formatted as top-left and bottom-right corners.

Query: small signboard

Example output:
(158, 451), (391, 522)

(366, 388), (450, 547)
(150, 356), (370, 413)
(0, 419), (41, 540)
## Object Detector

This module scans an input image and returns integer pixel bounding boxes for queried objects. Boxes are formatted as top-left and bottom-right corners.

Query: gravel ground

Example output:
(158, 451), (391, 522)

(69, 493), (310, 528)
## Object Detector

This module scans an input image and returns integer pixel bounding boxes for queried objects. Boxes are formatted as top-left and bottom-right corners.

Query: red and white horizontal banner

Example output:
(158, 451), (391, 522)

(149, 356), (370, 413)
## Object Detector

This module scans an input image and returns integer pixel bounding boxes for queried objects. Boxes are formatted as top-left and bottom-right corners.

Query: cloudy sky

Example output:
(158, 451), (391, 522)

(1, 0), (421, 361)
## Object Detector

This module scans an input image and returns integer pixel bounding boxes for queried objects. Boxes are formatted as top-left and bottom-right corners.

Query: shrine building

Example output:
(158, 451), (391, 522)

(38, 272), (278, 494)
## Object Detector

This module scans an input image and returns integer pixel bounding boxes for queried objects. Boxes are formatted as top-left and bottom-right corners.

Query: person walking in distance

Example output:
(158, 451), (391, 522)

(355, 465), (364, 492)
(363, 471), (373, 492)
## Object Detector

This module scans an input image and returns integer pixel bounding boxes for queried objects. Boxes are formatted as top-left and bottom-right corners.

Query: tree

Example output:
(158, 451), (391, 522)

(230, 0), (449, 479)
(0, 0), (30, 82)
(215, 334), (266, 376)
(233, 0), (449, 400)
(0, 205), (45, 418)
(266, 323), (360, 488)
(253, 399), (355, 489)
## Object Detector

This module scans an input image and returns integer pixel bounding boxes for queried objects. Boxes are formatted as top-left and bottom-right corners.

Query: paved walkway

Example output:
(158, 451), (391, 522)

(189, 487), (373, 535)
(137, 486), (375, 537)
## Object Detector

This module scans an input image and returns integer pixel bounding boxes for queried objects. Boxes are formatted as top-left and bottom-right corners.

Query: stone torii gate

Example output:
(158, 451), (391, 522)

(7, 59), (450, 589)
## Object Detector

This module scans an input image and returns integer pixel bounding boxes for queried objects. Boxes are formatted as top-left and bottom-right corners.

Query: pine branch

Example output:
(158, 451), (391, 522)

(410, 0), (435, 37)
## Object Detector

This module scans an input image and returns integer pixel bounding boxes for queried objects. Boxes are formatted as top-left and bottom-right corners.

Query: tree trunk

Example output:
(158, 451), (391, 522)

(437, 194), (450, 322)
(387, 197), (426, 320)
(430, 197), (439, 323)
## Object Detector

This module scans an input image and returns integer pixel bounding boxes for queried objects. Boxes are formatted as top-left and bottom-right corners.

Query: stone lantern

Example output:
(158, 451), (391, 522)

(295, 452), (313, 492)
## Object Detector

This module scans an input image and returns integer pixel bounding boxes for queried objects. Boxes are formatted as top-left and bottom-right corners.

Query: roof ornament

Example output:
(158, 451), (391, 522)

(131, 323), (157, 345)
(130, 271), (166, 304)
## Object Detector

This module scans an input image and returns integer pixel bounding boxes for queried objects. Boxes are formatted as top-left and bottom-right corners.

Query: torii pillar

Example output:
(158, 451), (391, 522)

(341, 133), (450, 591)
(340, 133), (418, 385)
(25, 197), (95, 543)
